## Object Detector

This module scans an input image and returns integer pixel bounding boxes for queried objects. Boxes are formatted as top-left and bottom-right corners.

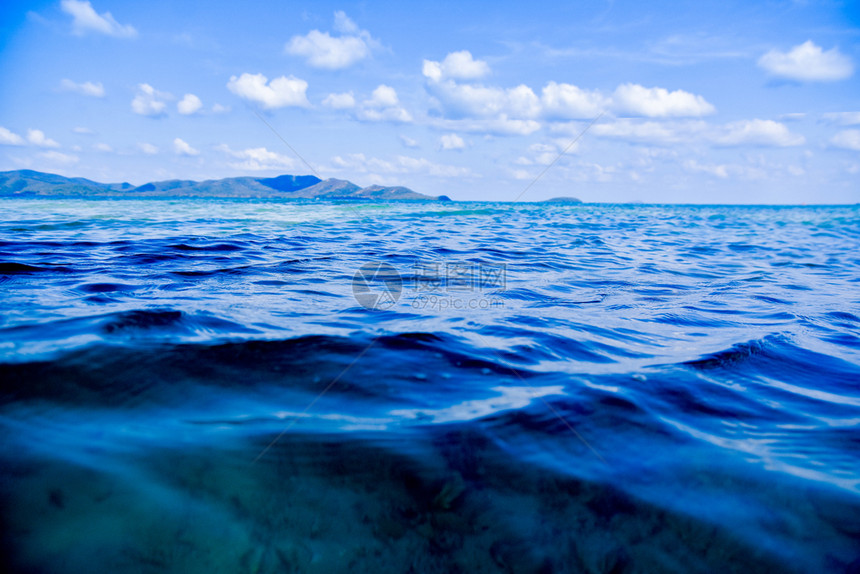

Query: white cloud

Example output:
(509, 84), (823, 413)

(439, 133), (465, 150)
(758, 40), (853, 82)
(778, 112), (806, 122)
(40, 150), (78, 164)
(93, 142), (112, 152)
(423, 59), (716, 138)
(226, 73), (309, 109)
(329, 152), (472, 178)
(211, 104), (230, 114)
(322, 92), (356, 109)
(684, 159), (729, 178)
(541, 82), (607, 119)
(333, 10), (358, 34)
(356, 85), (412, 123)
(72, 126), (94, 134)
(365, 85), (399, 108)
(400, 135), (419, 148)
(138, 142), (158, 155)
(287, 31), (369, 69)
(426, 80), (541, 120)
(612, 83), (715, 117)
(173, 138), (199, 156)
(27, 129), (59, 147)
(177, 93), (203, 115)
(823, 112), (860, 126)
(432, 116), (541, 136)
(286, 11), (376, 70)
(591, 119), (699, 144)
(422, 51), (491, 82)
(522, 141), (576, 165)
(131, 83), (169, 117)
(0, 127), (25, 146)
(591, 118), (803, 148)
(59, 78), (105, 97)
(714, 119), (804, 147)
(424, 54), (542, 124)
(396, 155), (473, 177)
(60, 0), (136, 38)
(358, 107), (413, 123)
(831, 129), (860, 151)
(216, 144), (297, 171)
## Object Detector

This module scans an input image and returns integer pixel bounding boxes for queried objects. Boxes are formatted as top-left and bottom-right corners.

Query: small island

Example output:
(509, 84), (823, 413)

(0, 170), (451, 201)
(542, 196), (582, 203)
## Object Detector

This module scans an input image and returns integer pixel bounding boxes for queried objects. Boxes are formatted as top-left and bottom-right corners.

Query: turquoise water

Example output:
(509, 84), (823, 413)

(1, 198), (859, 573)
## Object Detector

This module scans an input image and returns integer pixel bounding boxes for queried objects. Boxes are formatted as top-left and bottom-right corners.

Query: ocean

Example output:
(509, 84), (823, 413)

(1, 198), (858, 573)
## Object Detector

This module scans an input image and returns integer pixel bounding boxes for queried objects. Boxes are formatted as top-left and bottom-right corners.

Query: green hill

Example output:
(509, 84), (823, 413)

(0, 170), (449, 201)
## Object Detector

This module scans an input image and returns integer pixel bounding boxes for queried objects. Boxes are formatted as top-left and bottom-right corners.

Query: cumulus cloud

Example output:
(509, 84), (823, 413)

(612, 83), (715, 117)
(93, 142), (112, 152)
(60, 0), (137, 38)
(541, 82), (607, 119)
(322, 92), (356, 109)
(758, 41), (853, 82)
(831, 129), (860, 151)
(216, 144), (297, 171)
(422, 51), (491, 82)
(177, 93), (203, 115)
(226, 73), (309, 109)
(0, 126), (25, 146)
(356, 85), (412, 123)
(439, 133), (466, 150)
(27, 129), (60, 147)
(714, 119), (804, 147)
(173, 138), (199, 156)
(59, 79), (105, 97)
(286, 11), (377, 70)
(422, 56), (714, 139)
(426, 79), (541, 120)
(131, 84), (169, 117)
(400, 135), (419, 148)
(365, 85), (399, 108)
(211, 103), (230, 114)
(138, 142), (158, 155)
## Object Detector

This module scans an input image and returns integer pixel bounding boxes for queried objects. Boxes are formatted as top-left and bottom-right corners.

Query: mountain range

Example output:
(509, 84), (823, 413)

(0, 170), (452, 201)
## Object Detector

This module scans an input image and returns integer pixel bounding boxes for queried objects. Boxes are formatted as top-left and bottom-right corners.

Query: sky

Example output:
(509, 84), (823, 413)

(0, 0), (858, 203)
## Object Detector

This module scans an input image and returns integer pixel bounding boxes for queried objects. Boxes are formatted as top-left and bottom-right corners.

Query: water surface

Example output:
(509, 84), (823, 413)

(1, 198), (859, 573)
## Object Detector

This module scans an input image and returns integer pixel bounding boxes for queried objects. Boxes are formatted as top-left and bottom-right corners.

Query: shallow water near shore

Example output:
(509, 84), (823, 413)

(1, 198), (859, 573)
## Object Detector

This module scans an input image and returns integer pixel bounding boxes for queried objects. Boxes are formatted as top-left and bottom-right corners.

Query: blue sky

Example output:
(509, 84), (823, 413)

(1, 0), (858, 202)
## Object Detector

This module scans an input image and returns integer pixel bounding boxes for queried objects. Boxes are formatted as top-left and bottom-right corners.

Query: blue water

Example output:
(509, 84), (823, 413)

(1, 198), (859, 573)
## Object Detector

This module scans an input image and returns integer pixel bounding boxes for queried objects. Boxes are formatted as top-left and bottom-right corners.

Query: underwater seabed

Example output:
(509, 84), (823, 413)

(3, 419), (858, 574)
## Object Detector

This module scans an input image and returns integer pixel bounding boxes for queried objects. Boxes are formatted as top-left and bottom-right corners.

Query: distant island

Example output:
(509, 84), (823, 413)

(542, 196), (582, 203)
(0, 170), (452, 201)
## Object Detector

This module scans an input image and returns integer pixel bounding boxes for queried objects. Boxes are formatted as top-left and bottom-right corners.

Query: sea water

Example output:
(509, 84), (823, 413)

(1, 198), (859, 573)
